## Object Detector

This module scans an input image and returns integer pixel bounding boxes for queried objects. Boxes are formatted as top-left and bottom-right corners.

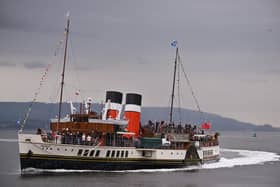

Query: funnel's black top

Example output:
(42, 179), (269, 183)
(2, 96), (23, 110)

(126, 93), (142, 106)
(106, 91), (123, 104)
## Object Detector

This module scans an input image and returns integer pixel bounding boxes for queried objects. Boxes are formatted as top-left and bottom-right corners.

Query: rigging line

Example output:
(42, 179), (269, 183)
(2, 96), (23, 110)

(48, 63), (63, 103)
(48, 32), (68, 104)
(178, 53), (206, 122)
(176, 59), (182, 124)
(62, 42), (73, 103)
(167, 57), (175, 115)
(69, 32), (84, 101)
(57, 16), (70, 127)
(20, 39), (64, 131)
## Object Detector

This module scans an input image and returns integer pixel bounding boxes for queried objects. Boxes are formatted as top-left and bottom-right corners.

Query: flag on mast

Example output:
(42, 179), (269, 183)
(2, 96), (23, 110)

(171, 40), (178, 47)
(75, 90), (80, 96)
(201, 122), (211, 130)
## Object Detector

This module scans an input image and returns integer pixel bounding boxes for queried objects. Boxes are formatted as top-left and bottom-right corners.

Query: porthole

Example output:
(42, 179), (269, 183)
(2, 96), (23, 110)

(57, 148), (60, 151)
(65, 149), (67, 151)
(50, 148), (52, 150)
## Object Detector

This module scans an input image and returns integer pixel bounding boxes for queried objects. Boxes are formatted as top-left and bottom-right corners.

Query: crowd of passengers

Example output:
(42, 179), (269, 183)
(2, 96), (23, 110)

(37, 128), (104, 146)
(143, 120), (219, 146)
(192, 134), (219, 146)
(143, 120), (205, 135)
(36, 120), (218, 146)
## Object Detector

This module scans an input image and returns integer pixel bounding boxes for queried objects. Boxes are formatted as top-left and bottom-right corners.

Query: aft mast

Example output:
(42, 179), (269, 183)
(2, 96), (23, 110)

(169, 43), (178, 123)
(57, 13), (70, 127)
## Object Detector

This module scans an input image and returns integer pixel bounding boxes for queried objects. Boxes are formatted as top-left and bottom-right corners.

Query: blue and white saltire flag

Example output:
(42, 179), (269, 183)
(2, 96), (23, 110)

(171, 40), (178, 47)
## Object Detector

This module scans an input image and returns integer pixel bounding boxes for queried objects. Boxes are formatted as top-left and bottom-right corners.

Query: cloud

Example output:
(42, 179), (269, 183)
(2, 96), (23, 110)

(23, 61), (47, 69)
(262, 68), (280, 75)
(0, 0), (280, 127)
(0, 61), (16, 67)
(135, 56), (150, 65)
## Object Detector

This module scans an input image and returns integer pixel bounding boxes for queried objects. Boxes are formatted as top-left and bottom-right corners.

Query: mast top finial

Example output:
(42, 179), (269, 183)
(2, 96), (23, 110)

(66, 11), (70, 18)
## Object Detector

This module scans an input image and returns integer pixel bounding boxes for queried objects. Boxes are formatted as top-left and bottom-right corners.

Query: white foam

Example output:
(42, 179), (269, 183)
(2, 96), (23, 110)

(21, 148), (280, 174)
(202, 148), (280, 169)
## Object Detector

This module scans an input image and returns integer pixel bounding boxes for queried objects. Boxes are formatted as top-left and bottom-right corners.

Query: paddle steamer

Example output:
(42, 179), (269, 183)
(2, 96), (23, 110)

(18, 14), (220, 171)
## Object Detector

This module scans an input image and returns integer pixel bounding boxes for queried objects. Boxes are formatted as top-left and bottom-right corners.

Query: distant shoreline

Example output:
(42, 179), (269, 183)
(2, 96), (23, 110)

(0, 102), (278, 132)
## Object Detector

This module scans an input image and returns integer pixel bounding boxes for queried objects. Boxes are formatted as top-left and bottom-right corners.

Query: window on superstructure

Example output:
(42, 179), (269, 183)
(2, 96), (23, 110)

(121, 150), (124, 157)
(106, 150), (111, 157)
(83, 149), (89, 156)
(77, 149), (83, 156)
(95, 150), (100, 157)
(111, 150), (115, 157)
(125, 151), (128, 158)
(89, 150), (95, 157)
(116, 150), (120, 157)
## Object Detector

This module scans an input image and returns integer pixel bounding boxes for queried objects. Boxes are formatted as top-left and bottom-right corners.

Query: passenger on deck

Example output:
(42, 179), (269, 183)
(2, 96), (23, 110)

(159, 121), (165, 133)
(36, 128), (42, 135)
(155, 121), (159, 133)
(77, 132), (81, 144)
(177, 123), (182, 133)
(82, 133), (86, 145)
(86, 134), (92, 145)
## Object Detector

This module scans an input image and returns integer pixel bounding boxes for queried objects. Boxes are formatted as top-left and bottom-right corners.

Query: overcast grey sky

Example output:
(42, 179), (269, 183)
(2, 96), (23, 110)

(0, 0), (279, 127)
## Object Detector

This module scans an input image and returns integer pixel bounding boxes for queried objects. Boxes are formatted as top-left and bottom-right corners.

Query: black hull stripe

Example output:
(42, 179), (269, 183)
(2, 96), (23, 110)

(20, 157), (200, 170)
(20, 153), (201, 163)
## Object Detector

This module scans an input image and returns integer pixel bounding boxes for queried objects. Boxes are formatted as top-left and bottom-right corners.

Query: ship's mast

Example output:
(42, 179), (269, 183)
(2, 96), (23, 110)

(169, 47), (178, 123)
(58, 14), (70, 127)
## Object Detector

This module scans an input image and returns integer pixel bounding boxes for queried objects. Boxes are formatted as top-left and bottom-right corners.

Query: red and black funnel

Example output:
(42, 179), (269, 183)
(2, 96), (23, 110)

(124, 93), (142, 137)
(103, 91), (123, 120)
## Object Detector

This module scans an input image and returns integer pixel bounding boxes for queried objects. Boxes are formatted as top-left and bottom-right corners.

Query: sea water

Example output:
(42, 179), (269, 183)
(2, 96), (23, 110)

(0, 130), (280, 187)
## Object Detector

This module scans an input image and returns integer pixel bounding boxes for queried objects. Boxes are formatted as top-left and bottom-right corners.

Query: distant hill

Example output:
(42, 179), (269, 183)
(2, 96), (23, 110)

(0, 102), (278, 131)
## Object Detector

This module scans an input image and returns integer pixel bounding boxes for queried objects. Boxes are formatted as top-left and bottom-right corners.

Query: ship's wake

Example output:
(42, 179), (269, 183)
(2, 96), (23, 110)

(22, 148), (280, 174)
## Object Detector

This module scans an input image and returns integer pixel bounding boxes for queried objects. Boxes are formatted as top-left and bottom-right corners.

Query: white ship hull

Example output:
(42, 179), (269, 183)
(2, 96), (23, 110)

(18, 133), (219, 170)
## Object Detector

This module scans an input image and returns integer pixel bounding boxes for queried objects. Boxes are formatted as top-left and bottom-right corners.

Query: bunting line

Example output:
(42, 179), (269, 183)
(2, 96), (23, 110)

(19, 39), (64, 131)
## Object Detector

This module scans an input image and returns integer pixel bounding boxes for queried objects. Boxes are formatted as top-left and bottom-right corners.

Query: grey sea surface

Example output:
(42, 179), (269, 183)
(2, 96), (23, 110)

(0, 130), (280, 187)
